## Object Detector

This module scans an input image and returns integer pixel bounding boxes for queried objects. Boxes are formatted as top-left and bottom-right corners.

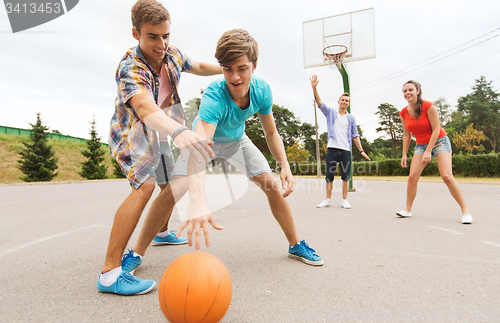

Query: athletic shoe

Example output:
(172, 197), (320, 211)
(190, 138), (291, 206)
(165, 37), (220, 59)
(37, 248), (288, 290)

(288, 240), (323, 266)
(97, 271), (155, 296)
(152, 230), (188, 245)
(121, 249), (142, 274)
(316, 199), (332, 208)
(341, 199), (351, 209)
(462, 215), (473, 224)
(396, 210), (412, 217)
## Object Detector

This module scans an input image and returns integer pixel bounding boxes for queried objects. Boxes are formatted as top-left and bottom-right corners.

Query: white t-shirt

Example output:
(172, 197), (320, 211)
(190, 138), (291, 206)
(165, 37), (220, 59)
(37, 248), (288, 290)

(327, 113), (350, 151)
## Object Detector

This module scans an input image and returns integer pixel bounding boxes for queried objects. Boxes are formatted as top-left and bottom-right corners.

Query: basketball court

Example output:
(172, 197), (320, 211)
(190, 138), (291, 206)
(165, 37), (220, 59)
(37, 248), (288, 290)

(0, 178), (498, 322)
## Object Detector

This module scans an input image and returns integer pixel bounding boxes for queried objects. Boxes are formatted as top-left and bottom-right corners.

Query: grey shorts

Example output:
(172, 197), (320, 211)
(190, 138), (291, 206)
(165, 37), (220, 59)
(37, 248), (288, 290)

(211, 134), (271, 178)
(146, 141), (175, 186)
(165, 134), (271, 179)
(414, 135), (452, 157)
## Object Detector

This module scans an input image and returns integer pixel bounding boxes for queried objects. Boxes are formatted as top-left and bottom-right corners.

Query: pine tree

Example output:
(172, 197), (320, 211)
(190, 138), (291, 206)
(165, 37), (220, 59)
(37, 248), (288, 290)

(112, 158), (126, 178)
(17, 113), (59, 182)
(79, 117), (108, 180)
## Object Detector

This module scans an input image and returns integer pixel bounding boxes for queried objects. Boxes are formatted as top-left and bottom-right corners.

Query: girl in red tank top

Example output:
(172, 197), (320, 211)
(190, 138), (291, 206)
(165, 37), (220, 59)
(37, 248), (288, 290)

(396, 80), (472, 224)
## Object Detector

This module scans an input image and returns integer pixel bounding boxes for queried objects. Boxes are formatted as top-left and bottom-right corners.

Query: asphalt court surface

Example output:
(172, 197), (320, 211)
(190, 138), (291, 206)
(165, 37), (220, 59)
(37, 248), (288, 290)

(0, 177), (499, 322)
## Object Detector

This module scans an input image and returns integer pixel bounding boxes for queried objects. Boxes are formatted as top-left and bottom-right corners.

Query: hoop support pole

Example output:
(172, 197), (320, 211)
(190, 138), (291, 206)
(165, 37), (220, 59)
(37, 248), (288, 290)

(338, 63), (355, 192)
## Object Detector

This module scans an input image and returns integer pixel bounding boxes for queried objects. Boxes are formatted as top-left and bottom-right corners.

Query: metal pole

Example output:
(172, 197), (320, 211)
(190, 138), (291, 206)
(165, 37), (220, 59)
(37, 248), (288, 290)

(338, 63), (355, 192)
(314, 100), (322, 177)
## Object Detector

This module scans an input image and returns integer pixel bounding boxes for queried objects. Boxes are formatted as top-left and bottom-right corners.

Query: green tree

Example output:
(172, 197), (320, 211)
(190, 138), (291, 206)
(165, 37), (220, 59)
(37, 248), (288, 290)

(352, 125), (374, 161)
(319, 132), (328, 159)
(457, 76), (500, 153)
(371, 138), (394, 159)
(245, 104), (302, 157)
(79, 117), (108, 179)
(111, 158), (127, 178)
(434, 97), (452, 125)
(17, 113), (58, 182)
(301, 122), (316, 160)
(286, 141), (311, 163)
(184, 89), (204, 128)
(375, 103), (403, 159)
(453, 123), (486, 155)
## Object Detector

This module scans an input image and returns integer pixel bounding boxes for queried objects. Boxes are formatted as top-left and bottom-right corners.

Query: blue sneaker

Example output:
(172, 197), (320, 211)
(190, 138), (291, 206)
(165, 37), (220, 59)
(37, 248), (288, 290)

(152, 230), (188, 245)
(289, 240), (323, 266)
(97, 271), (155, 296)
(121, 249), (142, 273)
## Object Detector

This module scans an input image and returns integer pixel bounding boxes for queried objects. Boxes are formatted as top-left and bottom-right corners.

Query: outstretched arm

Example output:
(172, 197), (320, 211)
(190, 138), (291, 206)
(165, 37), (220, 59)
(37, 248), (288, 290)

(177, 120), (223, 249)
(310, 74), (323, 107)
(259, 112), (295, 198)
(187, 61), (222, 76)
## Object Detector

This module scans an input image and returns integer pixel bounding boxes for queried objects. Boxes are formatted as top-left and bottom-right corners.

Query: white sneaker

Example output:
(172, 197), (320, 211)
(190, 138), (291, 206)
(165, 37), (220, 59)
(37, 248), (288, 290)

(341, 199), (351, 209)
(316, 199), (332, 208)
(396, 210), (412, 217)
(462, 215), (473, 224)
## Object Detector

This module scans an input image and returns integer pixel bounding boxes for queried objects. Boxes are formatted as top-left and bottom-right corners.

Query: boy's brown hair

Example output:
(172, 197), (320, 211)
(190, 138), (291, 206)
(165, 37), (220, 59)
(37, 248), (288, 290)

(131, 0), (170, 34)
(338, 92), (350, 101)
(215, 29), (259, 67)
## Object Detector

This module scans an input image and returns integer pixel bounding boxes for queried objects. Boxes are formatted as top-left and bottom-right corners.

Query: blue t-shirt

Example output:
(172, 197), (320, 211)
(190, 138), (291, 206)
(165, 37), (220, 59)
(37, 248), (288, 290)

(194, 74), (273, 144)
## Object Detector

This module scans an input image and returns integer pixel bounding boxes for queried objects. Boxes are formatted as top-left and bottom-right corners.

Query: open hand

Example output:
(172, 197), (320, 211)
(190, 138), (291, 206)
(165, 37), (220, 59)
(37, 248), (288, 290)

(177, 201), (223, 249)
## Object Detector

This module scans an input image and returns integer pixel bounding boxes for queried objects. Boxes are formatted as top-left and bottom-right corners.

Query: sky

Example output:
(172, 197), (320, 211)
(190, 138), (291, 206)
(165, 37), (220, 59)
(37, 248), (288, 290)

(1, 0), (499, 143)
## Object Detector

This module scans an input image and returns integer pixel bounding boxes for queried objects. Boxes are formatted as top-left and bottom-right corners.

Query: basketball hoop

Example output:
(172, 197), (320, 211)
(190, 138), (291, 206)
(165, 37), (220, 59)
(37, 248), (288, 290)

(323, 45), (348, 69)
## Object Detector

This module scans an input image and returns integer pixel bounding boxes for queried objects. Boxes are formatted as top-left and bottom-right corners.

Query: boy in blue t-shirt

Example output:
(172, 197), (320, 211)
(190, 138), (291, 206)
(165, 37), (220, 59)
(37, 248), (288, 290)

(177, 29), (323, 266)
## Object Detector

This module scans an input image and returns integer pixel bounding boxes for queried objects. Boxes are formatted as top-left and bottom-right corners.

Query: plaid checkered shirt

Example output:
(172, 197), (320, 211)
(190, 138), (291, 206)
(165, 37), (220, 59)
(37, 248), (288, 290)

(109, 45), (192, 188)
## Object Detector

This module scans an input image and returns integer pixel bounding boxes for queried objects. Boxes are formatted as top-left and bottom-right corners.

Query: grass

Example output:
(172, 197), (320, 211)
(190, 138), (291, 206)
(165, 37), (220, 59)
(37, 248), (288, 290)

(0, 134), (119, 184)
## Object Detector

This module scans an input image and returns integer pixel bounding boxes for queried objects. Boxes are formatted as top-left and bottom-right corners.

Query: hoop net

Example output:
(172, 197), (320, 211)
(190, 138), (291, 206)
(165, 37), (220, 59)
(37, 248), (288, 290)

(323, 45), (348, 69)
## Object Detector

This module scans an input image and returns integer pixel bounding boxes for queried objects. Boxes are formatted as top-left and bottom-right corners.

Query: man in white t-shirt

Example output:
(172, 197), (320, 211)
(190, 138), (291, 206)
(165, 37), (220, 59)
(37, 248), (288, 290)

(310, 74), (371, 209)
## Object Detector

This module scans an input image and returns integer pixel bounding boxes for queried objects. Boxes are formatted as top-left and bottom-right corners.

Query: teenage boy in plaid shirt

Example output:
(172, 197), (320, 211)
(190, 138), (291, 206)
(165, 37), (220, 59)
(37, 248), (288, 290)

(97, 0), (221, 296)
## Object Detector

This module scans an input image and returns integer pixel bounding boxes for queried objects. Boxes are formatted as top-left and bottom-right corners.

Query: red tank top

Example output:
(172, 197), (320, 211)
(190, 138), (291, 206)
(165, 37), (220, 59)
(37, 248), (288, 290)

(399, 100), (447, 145)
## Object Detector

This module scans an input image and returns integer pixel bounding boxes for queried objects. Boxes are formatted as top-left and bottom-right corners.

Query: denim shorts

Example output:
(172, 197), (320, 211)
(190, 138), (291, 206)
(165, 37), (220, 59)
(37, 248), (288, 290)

(325, 148), (351, 182)
(414, 135), (452, 157)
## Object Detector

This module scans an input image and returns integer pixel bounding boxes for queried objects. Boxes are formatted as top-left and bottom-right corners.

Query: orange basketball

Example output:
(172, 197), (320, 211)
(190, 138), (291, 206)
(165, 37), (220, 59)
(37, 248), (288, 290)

(159, 252), (232, 323)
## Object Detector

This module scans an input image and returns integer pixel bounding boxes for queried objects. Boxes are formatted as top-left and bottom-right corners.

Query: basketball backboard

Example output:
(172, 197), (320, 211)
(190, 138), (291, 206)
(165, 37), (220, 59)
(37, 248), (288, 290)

(303, 8), (375, 69)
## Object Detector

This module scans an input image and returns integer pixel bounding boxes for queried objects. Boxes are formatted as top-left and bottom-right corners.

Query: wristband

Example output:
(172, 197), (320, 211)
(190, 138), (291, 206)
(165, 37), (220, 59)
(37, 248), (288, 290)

(171, 126), (189, 141)
(360, 150), (365, 153)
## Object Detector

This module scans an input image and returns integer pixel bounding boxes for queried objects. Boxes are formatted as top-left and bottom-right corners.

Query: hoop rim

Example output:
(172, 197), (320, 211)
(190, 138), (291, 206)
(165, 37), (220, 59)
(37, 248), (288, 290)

(322, 44), (348, 58)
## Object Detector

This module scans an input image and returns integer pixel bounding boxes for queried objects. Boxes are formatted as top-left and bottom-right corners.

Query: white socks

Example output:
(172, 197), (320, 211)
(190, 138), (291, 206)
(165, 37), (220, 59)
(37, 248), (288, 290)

(99, 267), (122, 287)
(99, 252), (144, 286)
(156, 229), (172, 238)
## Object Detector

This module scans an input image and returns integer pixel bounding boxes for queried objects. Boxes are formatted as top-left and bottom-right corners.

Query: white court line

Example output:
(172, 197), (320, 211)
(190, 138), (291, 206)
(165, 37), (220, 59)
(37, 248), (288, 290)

(428, 226), (464, 235)
(482, 241), (500, 248)
(0, 224), (110, 258)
